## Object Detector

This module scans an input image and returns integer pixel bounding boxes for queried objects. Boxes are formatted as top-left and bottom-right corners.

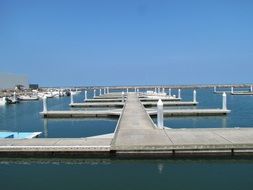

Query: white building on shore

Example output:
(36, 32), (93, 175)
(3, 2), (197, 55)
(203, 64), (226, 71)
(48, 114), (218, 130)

(0, 73), (28, 89)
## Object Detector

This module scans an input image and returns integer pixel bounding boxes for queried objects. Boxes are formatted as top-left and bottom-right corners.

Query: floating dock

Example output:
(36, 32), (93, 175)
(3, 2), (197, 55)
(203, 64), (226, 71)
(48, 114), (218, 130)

(231, 92), (253, 95)
(1, 93), (253, 158)
(41, 110), (121, 118)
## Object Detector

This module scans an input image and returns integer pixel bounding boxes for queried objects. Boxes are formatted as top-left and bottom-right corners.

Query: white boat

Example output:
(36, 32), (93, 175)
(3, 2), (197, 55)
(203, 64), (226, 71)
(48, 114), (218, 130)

(18, 95), (39, 101)
(0, 97), (7, 105)
(71, 89), (82, 95)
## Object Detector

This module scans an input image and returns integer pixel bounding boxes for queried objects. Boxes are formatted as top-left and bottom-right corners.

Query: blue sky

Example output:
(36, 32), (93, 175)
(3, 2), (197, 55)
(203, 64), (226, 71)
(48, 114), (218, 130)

(0, 0), (253, 86)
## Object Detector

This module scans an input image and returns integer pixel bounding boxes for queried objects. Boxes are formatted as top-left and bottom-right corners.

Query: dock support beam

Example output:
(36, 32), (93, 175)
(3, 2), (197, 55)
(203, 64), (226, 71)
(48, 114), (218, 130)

(222, 92), (227, 110)
(43, 96), (47, 112)
(157, 99), (164, 128)
(193, 90), (197, 103)
(178, 89), (181, 99)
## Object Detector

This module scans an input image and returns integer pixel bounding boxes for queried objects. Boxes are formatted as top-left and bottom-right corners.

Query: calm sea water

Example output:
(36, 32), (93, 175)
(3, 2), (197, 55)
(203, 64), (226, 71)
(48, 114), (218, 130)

(0, 88), (253, 190)
(0, 158), (253, 190)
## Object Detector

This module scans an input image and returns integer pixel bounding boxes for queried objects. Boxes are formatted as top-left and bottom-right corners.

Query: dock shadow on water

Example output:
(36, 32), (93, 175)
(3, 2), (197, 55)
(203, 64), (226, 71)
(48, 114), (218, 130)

(0, 158), (253, 190)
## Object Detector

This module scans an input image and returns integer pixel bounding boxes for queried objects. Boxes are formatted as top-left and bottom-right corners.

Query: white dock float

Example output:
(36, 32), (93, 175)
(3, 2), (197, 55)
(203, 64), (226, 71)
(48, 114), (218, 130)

(40, 110), (122, 118)
(70, 102), (124, 108)
(147, 109), (230, 116)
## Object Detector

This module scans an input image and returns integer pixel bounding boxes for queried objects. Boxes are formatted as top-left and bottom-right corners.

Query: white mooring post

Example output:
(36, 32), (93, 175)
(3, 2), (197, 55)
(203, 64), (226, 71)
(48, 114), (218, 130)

(157, 99), (164, 128)
(122, 91), (124, 102)
(93, 89), (96, 98)
(193, 90), (197, 103)
(169, 88), (171, 96)
(70, 91), (74, 104)
(214, 86), (217, 92)
(231, 86), (234, 93)
(84, 90), (87, 101)
(43, 96), (47, 112)
(250, 85), (253, 92)
(222, 92), (227, 110)
(99, 89), (102, 96)
(178, 89), (181, 99)
(13, 92), (17, 102)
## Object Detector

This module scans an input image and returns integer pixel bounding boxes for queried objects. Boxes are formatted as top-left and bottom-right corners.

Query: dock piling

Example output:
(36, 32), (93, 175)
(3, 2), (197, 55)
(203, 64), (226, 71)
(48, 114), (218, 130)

(122, 92), (124, 102)
(157, 99), (164, 128)
(193, 90), (197, 103)
(222, 92), (227, 110)
(231, 87), (234, 93)
(178, 89), (181, 99)
(100, 89), (102, 96)
(214, 86), (216, 92)
(84, 90), (87, 101)
(250, 85), (253, 92)
(43, 96), (47, 112)
(94, 89), (96, 98)
(70, 91), (74, 104)
(13, 92), (17, 102)
(169, 88), (171, 96)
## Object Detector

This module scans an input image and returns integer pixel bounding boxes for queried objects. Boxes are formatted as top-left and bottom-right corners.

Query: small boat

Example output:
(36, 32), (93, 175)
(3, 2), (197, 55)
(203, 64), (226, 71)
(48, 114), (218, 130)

(0, 131), (42, 139)
(18, 95), (39, 101)
(6, 97), (19, 104)
(5, 92), (19, 104)
(0, 97), (7, 105)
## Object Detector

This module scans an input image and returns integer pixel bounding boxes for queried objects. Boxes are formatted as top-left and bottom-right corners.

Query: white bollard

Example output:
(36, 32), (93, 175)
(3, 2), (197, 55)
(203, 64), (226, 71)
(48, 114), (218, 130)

(178, 89), (181, 99)
(193, 90), (197, 103)
(122, 91), (124, 102)
(169, 88), (171, 96)
(157, 99), (164, 128)
(231, 87), (234, 93)
(222, 92), (227, 110)
(43, 96), (47, 112)
(84, 90), (87, 101)
(70, 91), (74, 104)
(99, 89), (102, 96)
(93, 89), (96, 98)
